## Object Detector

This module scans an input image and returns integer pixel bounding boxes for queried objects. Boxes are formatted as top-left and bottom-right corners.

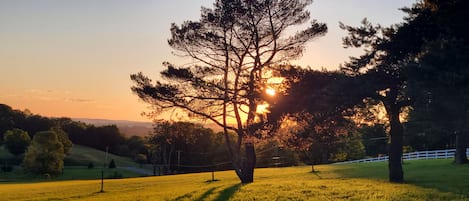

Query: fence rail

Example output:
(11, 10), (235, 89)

(335, 148), (469, 164)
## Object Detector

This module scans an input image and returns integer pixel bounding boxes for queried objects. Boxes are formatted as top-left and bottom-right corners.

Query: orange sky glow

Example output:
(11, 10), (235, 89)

(0, 0), (413, 122)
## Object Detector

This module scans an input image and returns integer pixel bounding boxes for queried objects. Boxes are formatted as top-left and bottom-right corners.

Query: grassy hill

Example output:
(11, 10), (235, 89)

(0, 159), (468, 200)
(0, 145), (148, 182)
(0, 145), (140, 167)
(65, 145), (140, 167)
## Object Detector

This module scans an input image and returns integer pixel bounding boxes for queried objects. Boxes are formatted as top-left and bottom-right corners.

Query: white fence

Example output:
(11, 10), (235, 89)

(335, 148), (469, 164)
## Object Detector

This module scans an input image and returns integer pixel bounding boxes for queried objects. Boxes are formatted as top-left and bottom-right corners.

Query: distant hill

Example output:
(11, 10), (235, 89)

(72, 118), (223, 137)
(72, 118), (153, 137)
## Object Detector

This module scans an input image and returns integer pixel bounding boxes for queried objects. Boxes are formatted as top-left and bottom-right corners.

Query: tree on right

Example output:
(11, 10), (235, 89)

(339, 0), (469, 182)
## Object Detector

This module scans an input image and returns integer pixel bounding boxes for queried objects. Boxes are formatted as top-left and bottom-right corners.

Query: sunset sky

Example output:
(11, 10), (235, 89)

(0, 0), (413, 122)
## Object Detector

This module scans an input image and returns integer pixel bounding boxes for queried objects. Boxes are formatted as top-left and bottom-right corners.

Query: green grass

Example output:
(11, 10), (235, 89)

(65, 145), (140, 167)
(0, 145), (147, 182)
(0, 145), (140, 167)
(0, 159), (468, 200)
(0, 166), (145, 183)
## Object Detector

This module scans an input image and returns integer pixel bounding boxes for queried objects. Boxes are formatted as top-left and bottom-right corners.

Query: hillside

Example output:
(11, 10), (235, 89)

(0, 144), (140, 167)
(72, 118), (153, 137)
(72, 118), (223, 137)
(0, 145), (150, 182)
(64, 145), (141, 167)
(0, 159), (468, 200)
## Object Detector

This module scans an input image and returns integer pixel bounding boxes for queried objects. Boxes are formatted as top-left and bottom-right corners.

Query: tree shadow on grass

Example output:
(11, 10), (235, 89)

(311, 170), (323, 179)
(213, 184), (241, 201)
(173, 191), (196, 201)
(194, 187), (217, 201)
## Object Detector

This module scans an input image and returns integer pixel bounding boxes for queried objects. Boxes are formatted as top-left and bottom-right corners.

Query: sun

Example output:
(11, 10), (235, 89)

(265, 88), (276, 96)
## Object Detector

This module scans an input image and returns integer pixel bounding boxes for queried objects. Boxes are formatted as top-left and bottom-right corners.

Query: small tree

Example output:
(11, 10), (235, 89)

(23, 131), (65, 176)
(108, 159), (116, 169)
(50, 126), (73, 155)
(3, 128), (30, 156)
(268, 67), (366, 169)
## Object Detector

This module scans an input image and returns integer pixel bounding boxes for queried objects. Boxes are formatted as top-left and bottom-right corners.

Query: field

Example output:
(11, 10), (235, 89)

(64, 145), (141, 167)
(0, 159), (468, 201)
(0, 145), (148, 182)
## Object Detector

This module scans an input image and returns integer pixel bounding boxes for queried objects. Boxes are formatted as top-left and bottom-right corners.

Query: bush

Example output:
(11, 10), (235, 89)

(1, 164), (13, 172)
(22, 131), (65, 176)
(3, 128), (30, 156)
(88, 162), (94, 169)
(108, 159), (116, 169)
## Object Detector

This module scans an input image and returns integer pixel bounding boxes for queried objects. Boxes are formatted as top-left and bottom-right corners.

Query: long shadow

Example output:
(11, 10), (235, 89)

(194, 187), (217, 201)
(213, 184), (241, 201)
(173, 191), (196, 201)
(311, 170), (323, 179)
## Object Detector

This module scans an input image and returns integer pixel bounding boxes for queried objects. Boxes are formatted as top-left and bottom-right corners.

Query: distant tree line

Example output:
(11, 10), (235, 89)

(0, 104), (147, 169)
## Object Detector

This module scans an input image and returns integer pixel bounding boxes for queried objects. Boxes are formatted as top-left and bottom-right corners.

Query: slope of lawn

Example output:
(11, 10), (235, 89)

(0, 159), (468, 201)
(64, 145), (140, 167)
(0, 145), (140, 167)
(0, 145), (148, 182)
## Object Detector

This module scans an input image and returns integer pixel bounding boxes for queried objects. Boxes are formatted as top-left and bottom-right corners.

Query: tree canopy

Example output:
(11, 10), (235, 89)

(3, 128), (30, 156)
(23, 131), (65, 176)
(131, 0), (327, 183)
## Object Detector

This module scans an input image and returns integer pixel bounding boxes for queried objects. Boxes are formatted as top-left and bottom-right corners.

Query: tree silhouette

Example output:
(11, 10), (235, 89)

(3, 128), (30, 156)
(267, 66), (367, 170)
(406, 0), (469, 164)
(131, 0), (326, 183)
(339, 15), (427, 182)
(23, 131), (65, 176)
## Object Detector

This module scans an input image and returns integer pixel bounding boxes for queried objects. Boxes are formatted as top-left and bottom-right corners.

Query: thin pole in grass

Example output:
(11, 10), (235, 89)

(100, 146), (109, 193)
(212, 168), (215, 181)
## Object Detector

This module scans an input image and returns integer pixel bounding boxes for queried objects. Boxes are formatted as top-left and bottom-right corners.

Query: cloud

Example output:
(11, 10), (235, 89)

(0, 94), (21, 98)
(22, 89), (94, 103)
(64, 98), (95, 103)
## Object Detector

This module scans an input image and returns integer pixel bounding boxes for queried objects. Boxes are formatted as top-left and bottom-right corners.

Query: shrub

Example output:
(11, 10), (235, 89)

(88, 162), (94, 169)
(1, 164), (13, 172)
(108, 159), (116, 169)
(23, 131), (65, 176)
(3, 128), (30, 156)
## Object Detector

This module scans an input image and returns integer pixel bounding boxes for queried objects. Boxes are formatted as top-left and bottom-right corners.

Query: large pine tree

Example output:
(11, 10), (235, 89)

(131, 0), (327, 183)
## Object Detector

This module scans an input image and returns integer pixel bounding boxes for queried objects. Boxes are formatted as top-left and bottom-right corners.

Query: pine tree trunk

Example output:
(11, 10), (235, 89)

(387, 105), (404, 183)
(233, 142), (256, 183)
(240, 143), (256, 183)
(454, 133), (468, 164)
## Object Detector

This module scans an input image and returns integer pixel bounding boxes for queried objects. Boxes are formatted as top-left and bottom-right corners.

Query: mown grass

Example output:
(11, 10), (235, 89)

(0, 166), (144, 183)
(0, 145), (141, 167)
(0, 145), (146, 182)
(65, 145), (140, 167)
(0, 159), (468, 200)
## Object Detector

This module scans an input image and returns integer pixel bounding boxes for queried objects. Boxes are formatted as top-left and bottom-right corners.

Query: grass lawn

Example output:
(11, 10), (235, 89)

(0, 166), (145, 183)
(65, 145), (140, 167)
(0, 145), (148, 182)
(0, 159), (468, 200)
(0, 145), (141, 167)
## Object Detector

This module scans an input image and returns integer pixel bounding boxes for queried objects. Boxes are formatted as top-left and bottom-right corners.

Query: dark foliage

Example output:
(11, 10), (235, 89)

(108, 159), (116, 169)
(131, 0), (327, 183)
